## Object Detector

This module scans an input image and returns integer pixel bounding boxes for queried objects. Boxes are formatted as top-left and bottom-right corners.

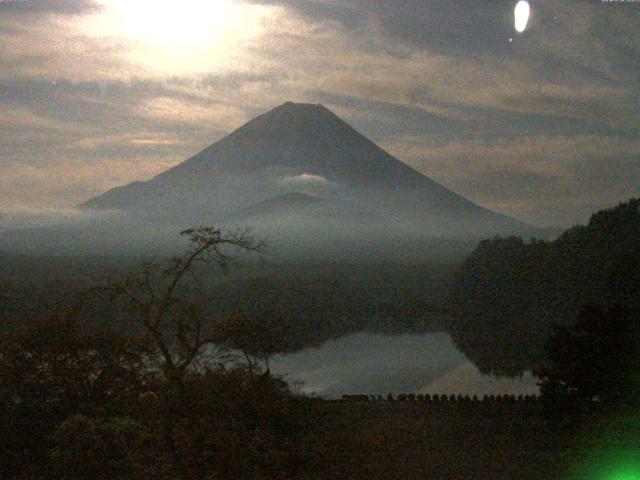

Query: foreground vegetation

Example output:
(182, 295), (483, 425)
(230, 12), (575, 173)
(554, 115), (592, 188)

(3, 336), (638, 480)
(0, 326), (314, 479)
(0, 227), (316, 479)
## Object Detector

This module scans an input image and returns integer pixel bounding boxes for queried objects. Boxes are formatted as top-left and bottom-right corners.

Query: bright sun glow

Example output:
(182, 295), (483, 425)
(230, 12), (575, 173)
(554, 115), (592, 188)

(105, 0), (237, 46)
(514, 1), (530, 33)
(78, 0), (274, 75)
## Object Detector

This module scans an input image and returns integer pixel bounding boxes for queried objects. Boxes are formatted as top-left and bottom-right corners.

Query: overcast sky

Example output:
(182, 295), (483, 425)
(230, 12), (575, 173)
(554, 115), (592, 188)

(1, 0), (638, 226)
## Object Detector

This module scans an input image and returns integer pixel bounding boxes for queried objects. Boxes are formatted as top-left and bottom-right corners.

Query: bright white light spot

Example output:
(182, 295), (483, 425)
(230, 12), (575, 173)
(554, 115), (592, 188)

(97, 0), (239, 47)
(77, 0), (275, 75)
(514, 1), (530, 33)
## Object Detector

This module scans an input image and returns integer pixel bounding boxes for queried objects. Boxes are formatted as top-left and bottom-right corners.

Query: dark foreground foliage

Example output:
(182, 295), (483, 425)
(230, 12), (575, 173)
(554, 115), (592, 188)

(0, 316), (317, 479)
(0, 226), (318, 479)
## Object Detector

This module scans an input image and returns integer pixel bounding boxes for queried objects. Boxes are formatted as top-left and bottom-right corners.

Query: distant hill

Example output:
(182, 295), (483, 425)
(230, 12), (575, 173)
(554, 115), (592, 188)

(449, 198), (640, 376)
(227, 192), (327, 222)
(3, 102), (537, 256)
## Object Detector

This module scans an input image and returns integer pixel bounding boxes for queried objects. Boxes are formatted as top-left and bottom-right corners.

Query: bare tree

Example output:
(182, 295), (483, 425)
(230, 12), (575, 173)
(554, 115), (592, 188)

(95, 227), (264, 472)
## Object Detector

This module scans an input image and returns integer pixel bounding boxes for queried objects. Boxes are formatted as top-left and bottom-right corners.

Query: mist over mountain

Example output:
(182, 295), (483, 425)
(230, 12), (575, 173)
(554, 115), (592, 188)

(2, 102), (536, 257)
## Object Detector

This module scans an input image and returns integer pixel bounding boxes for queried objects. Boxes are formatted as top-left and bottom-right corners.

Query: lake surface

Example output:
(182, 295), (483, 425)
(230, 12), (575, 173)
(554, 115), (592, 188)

(270, 332), (539, 399)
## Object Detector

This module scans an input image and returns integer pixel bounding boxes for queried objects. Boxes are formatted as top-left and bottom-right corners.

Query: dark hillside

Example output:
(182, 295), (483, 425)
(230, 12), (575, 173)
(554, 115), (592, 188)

(450, 198), (640, 376)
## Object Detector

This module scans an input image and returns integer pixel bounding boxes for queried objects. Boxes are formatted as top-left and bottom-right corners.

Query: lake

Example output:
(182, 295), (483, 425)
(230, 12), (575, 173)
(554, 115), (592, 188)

(270, 332), (539, 399)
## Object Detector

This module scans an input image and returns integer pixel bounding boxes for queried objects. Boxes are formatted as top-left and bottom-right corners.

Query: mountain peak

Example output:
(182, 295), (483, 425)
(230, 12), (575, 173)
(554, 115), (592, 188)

(272, 101), (335, 118)
(143, 100), (402, 185)
(279, 101), (327, 111)
(247, 101), (337, 128)
(164, 100), (439, 187)
(79, 101), (475, 211)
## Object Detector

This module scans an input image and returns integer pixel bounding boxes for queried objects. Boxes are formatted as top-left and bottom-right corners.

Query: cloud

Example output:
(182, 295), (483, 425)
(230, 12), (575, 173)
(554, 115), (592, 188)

(0, 206), (98, 230)
(279, 173), (338, 195)
(386, 134), (640, 225)
(246, 0), (512, 55)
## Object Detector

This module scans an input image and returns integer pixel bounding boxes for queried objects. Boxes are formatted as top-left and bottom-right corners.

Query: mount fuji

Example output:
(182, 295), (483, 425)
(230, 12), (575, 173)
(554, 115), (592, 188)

(3, 102), (536, 257)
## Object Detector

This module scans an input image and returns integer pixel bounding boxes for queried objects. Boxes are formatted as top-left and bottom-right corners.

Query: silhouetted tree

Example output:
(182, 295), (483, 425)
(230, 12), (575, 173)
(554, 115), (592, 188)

(96, 227), (263, 473)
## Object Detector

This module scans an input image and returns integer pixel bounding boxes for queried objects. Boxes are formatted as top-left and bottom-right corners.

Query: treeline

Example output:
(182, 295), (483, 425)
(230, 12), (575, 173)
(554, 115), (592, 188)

(0, 258), (455, 351)
(203, 262), (453, 351)
(449, 198), (640, 376)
